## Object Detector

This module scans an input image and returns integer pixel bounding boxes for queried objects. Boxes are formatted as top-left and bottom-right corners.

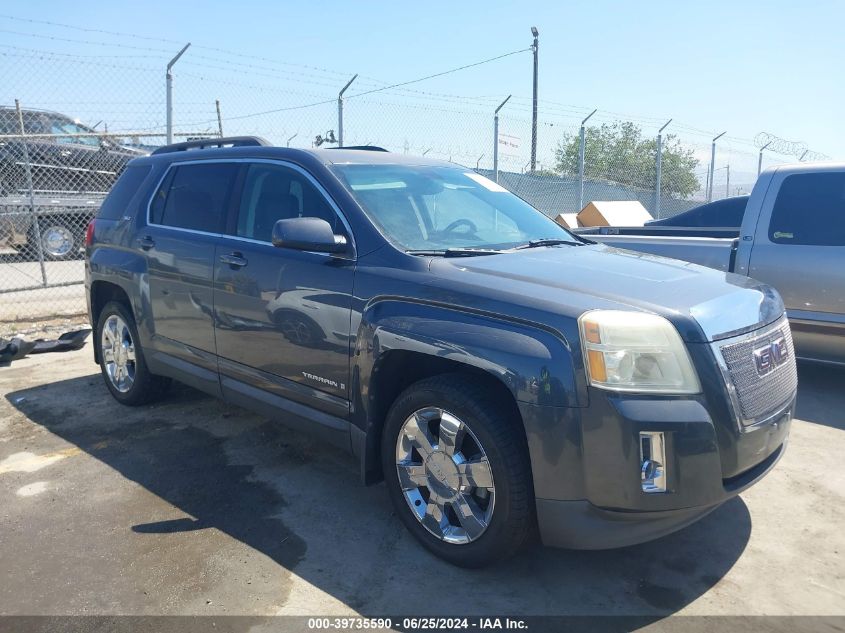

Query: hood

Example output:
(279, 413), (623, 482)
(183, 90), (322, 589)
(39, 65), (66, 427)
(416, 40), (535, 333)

(428, 243), (783, 343)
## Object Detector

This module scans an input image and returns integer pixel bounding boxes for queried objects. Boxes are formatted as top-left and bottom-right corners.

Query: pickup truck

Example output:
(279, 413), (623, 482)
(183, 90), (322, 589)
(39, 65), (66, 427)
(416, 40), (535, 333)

(86, 137), (797, 567)
(575, 163), (845, 366)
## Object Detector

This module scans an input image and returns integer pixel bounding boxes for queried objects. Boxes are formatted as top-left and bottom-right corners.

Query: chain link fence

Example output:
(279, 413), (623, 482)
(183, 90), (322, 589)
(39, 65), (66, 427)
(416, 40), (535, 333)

(0, 42), (823, 323)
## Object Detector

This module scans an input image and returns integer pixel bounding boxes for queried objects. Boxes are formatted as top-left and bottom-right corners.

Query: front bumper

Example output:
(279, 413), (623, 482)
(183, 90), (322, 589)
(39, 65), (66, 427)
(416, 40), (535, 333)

(521, 389), (793, 550)
(536, 436), (787, 549)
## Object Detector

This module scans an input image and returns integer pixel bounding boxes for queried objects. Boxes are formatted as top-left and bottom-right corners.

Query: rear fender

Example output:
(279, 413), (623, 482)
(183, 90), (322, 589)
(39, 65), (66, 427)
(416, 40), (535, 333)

(87, 244), (152, 345)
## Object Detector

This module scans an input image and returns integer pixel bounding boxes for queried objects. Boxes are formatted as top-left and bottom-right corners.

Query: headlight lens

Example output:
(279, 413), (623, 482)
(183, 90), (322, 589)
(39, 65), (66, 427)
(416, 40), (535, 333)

(579, 310), (701, 394)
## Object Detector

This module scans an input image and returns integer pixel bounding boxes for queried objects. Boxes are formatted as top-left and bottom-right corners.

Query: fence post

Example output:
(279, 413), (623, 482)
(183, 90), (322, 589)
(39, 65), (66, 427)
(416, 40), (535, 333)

(707, 131), (726, 202)
(15, 100), (47, 286)
(757, 140), (772, 177)
(337, 74), (358, 148)
(654, 118), (672, 219)
(165, 43), (190, 145)
(493, 95), (511, 183)
(578, 109), (597, 212)
(215, 100), (223, 137)
(726, 164), (730, 198)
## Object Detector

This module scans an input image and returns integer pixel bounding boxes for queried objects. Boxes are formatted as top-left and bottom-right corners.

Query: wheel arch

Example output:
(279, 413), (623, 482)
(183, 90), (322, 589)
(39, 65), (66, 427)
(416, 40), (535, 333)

(89, 280), (133, 364)
(352, 298), (580, 485)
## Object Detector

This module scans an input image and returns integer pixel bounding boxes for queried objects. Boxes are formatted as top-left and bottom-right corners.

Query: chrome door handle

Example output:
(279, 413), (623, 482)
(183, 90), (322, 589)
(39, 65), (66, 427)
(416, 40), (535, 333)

(219, 252), (248, 268)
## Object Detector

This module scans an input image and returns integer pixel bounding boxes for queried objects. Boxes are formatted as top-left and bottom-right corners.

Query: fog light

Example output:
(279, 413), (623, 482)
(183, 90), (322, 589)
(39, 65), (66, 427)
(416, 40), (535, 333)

(640, 431), (667, 493)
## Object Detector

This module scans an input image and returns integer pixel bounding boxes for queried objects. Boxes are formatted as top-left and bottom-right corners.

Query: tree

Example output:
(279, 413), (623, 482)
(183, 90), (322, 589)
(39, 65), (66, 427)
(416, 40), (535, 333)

(554, 121), (700, 198)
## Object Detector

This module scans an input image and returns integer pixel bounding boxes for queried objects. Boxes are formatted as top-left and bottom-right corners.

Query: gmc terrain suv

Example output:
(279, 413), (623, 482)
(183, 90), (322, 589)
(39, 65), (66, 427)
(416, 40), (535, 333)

(85, 137), (797, 567)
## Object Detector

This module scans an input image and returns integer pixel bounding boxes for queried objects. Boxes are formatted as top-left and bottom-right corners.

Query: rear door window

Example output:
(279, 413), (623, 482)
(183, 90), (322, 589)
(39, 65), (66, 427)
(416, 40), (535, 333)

(769, 172), (845, 246)
(150, 162), (239, 233)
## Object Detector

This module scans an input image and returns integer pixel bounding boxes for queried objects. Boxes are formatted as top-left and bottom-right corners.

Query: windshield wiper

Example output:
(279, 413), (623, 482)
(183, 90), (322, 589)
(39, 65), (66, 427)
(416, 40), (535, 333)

(515, 238), (581, 249)
(406, 248), (504, 258)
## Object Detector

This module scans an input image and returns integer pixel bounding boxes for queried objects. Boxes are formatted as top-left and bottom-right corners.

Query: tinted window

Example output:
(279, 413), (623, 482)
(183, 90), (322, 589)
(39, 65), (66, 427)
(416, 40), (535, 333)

(97, 165), (151, 220)
(152, 162), (238, 233)
(234, 163), (339, 242)
(769, 173), (845, 246)
(0, 110), (49, 134)
(651, 196), (748, 227)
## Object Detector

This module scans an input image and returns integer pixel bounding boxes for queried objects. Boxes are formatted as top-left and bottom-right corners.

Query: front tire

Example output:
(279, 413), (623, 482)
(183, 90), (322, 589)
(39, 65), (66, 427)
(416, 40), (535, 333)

(96, 301), (170, 406)
(381, 374), (535, 567)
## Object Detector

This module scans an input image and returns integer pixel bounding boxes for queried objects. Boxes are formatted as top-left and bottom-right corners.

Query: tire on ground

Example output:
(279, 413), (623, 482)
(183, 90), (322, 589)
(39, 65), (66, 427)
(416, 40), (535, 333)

(381, 373), (536, 567)
(96, 300), (170, 406)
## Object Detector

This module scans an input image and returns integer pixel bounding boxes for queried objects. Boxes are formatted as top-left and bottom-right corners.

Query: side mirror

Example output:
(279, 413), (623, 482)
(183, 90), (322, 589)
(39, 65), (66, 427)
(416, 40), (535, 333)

(272, 217), (347, 254)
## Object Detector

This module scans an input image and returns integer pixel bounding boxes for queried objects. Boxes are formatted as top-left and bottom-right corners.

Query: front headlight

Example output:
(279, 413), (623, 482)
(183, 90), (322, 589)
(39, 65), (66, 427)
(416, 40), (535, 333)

(578, 310), (701, 394)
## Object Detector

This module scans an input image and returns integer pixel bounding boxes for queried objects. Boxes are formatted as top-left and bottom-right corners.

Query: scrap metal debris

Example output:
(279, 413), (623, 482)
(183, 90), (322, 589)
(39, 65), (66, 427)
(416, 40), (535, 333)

(0, 329), (91, 367)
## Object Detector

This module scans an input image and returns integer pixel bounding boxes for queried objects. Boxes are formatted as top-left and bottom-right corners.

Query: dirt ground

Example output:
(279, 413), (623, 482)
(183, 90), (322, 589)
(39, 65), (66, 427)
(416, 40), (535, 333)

(0, 344), (843, 621)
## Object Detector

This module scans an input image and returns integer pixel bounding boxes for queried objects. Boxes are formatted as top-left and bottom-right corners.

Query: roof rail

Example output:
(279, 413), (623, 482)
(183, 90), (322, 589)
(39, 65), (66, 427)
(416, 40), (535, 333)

(326, 145), (389, 152)
(151, 135), (271, 155)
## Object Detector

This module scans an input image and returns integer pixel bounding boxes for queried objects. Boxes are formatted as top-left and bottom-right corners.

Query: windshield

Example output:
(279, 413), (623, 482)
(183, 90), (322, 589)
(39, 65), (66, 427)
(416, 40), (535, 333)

(332, 164), (577, 252)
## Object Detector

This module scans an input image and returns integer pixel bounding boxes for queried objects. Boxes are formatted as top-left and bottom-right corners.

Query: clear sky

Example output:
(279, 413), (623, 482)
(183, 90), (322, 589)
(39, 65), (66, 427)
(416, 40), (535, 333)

(1, 0), (841, 183)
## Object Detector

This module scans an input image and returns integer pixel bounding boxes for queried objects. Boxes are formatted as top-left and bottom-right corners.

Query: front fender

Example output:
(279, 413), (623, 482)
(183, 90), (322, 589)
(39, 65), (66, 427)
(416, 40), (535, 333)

(358, 298), (581, 408)
(350, 297), (584, 486)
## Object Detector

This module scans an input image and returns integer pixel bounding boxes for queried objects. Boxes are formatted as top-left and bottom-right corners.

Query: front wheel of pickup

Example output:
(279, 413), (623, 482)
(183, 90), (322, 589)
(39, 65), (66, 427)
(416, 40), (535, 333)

(97, 301), (170, 406)
(382, 374), (535, 567)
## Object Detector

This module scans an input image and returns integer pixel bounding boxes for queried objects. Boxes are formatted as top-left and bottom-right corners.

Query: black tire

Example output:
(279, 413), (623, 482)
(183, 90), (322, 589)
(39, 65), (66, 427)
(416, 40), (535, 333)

(96, 301), (170, 406)
(381, 374), (535, 567)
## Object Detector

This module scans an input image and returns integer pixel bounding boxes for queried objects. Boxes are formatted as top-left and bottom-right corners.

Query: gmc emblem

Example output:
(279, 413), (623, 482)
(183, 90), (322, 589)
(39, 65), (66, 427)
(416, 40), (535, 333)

(753, 337), (789, 376)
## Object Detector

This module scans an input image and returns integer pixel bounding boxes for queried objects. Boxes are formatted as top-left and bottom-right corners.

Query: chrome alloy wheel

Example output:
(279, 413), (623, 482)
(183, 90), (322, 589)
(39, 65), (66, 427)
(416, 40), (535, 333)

(395, 407), (495, 544)
(100, 314), (136, 393)
(41, 225), (75, 258)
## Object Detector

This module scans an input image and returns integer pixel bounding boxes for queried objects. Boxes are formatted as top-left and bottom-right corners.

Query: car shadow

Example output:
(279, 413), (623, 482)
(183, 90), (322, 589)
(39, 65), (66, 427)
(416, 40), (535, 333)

(796, 362), (845, 430)
(6, 374), (753, 618)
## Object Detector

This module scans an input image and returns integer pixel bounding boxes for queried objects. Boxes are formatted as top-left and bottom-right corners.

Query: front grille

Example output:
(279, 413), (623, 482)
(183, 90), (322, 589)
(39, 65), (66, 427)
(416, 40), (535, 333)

(716, 317), (797, 426)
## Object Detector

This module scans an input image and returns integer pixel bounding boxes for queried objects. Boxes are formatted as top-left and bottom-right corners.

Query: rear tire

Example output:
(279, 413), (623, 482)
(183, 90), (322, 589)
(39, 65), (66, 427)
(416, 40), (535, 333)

(96, 301), (170, 406)
(381, 374), (535, 567)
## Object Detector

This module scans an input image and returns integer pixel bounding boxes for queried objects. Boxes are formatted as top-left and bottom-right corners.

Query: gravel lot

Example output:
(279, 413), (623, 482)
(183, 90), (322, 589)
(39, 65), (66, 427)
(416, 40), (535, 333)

(0, 344), (843, 621)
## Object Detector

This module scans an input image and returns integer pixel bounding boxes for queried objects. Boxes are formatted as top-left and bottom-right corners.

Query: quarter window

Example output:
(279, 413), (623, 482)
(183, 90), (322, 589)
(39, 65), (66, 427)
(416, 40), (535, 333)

(769, 173), (845, 246)
(150, 162), (239, 233)
(97, 165), (151, 220)
(234, 163), (340, 242)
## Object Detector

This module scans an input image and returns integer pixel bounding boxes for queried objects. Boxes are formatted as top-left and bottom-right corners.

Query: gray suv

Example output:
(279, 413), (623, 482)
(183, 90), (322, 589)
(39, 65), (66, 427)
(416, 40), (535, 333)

(85, 137), (796, 567)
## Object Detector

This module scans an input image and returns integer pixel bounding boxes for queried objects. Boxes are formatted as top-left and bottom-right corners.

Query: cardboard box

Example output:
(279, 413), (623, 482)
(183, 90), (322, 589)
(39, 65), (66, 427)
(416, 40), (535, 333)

(577, 200), (652, 227)
(554, 213), (581, 229)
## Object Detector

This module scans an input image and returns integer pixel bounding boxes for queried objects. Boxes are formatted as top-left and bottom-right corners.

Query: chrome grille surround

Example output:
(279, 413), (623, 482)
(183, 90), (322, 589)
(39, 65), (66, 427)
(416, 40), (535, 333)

(711, 315), (797, 432)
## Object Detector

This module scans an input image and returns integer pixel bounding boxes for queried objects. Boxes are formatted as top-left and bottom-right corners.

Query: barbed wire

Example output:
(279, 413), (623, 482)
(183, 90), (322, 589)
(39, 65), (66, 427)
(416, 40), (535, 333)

(754, 132), (831, 161)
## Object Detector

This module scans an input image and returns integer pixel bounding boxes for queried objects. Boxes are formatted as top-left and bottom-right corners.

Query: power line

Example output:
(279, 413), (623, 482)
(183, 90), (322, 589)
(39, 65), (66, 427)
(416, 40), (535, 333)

(345, 48), (530, 100)
(165, 48), (531, 128)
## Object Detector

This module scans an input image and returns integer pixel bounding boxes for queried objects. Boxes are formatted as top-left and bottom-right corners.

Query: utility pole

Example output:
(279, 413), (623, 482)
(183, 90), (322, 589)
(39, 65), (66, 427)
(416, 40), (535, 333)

(166, 43), (191, 145)
(530, 26), (539, 173)
(337, 74), (358, 147)
(757, 140), (772, 177)
(654, 118), (672, 218)
(493, 95), (512, 183)
(707, 131), (726, 202)
(578, 108), (597, 211)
